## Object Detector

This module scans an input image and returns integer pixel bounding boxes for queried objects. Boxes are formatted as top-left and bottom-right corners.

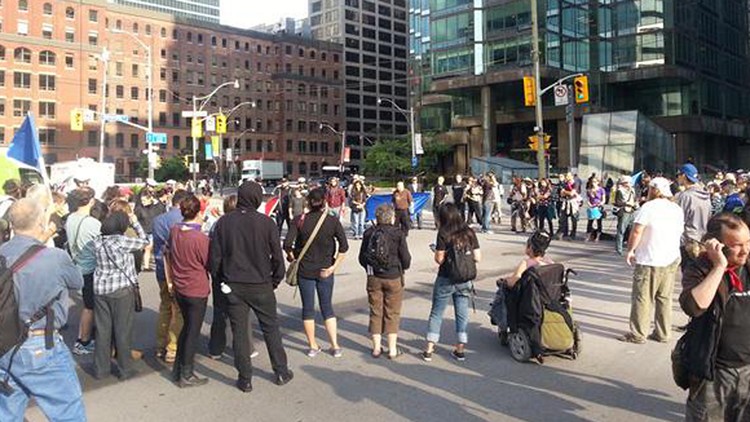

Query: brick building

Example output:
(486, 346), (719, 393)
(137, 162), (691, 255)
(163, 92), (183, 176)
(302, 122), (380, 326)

(0, 0), (344, 181)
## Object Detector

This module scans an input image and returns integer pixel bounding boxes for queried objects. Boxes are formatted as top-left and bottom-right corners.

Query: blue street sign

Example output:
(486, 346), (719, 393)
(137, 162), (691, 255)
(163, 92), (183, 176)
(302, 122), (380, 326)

(146, 132), (167, 144)
(103, 114), (130, 123)
(411, 156), (419, 168)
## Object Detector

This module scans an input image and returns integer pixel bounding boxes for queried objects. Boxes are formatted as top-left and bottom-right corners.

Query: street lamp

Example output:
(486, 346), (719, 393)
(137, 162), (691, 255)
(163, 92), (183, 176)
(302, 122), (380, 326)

(320, 123), (346, 175)
(378, 97), (416, 166)
(112, 29), (154, 179)
(95, 48), (110, 164)
(189, 79), (240, 184)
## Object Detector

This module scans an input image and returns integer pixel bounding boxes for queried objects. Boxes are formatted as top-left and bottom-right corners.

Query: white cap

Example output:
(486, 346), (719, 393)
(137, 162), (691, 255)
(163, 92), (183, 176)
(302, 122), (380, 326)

(146, 178), (158, 187)
(298, 177), (306, 183)
(166, 179), (176, 185)
(73, 167), (90, 183)
(649, 177), (673, 197)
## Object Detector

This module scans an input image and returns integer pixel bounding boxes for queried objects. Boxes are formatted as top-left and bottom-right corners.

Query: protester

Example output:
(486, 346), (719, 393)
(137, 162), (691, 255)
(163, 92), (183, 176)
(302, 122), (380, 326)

(325, 177), (347, 220)
(392, 181), (413, 236)
(359, 204), (411, 359)
(465, 176), (483, 227)
(350, 178), (369, 239)
(586, 177), (605, 242)
(164, 194), (210, 388)
(481, 173), (498, 234)
(502, 231), (554, 288)
(510, 177), (529, 233)
(91, 211), (149, 380)
(209, 181), (293, 393)
(407, 177), (423, 230)
(422, 202), (481, 362)
(49, 191), (69, 249)
(0, 199), (86, 421)
(289, 187), (306, 222)
(276, 178), (292, 235)
(433, 176), (449, 229)
(620, 177), (684, 344)
(151, 190), (189, 364)
(452, 174), (467, 222)
(680, 213), (750, 420)
(65, 187), (101, 356)
(0, 179), (22, 243)
(613, 175), (638, 256)
(558, 173), (581, 240)
(134, 179), (165, 271)
(284, 188), (349, 358)
(535, 179), (554, 235)
(675, 163), (711, 270)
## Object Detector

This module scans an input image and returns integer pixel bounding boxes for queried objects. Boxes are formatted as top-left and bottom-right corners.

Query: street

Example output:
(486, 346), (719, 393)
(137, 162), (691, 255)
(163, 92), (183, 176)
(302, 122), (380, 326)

(27, 213), (686, 422)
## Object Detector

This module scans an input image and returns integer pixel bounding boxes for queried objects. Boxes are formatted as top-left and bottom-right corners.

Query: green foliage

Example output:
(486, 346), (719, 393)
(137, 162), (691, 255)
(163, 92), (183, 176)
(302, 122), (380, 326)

(417, 140), (452, 179)
(136, 156), (189, 182)
(362, 139), (412, 180)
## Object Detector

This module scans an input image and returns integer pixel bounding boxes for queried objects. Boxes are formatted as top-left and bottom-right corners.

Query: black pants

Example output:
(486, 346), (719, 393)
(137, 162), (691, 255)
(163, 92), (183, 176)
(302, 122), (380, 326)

(226, 283), (289, 383)
(467, 201), (482, 225)
(559, 212), (578, 238)
(276, 207), (290, 234)
(173, 293), (207, 378)
(586, 217), (602, 238)
(93, 288), (135, 379)
(395, 209), (411, 236)
(536, 205), (554, 234)
(208, 285), (255, 357)
(455, 201), (466, 222)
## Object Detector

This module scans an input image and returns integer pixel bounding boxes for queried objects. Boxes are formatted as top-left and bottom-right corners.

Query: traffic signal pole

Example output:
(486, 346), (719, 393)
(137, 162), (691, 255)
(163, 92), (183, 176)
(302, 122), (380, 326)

(530, 0), (546, 179)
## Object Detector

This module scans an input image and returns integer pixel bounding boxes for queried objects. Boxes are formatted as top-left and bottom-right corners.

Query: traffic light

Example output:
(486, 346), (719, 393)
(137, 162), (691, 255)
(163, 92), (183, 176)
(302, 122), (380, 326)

(182, 155), (192, 168)
(216, 114), (227, 134)
(543, 134), (552, 150)
(523, 76), (536, 107)
(574, 75), (589, 103)
(191, 118), (203, 138)
(70, 109), (83, 131)
(528, 135), (539, 151)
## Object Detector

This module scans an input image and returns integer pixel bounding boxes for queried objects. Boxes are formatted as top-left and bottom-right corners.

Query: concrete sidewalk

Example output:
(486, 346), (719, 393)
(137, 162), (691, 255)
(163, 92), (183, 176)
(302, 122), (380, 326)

(27, 216), (687, 422)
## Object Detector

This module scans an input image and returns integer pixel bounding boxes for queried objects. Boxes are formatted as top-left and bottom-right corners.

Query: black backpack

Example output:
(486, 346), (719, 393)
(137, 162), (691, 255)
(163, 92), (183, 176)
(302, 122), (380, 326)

(0, 245), (58, 395)
(445, 243), (477, 284)
(365, 227), (391, 272)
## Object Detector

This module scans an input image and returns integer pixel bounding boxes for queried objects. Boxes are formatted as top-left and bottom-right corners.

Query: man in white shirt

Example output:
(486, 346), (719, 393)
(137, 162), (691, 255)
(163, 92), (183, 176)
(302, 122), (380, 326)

(620, 177), (684, 344)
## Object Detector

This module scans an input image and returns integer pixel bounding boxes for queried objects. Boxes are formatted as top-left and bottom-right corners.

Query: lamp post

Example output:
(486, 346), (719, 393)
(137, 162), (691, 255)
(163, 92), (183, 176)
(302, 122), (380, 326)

(530, 0), (546, 179)
(97, 48), (110, 164)
(190, 79), (240, 184)
(378, 97), (416, 167)
(320, 123), (346, 175)
(112, 29), (153, 179)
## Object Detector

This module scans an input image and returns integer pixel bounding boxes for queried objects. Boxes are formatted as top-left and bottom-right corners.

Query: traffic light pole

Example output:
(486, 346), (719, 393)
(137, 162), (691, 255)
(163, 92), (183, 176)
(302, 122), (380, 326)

(530, 0), (546, 179)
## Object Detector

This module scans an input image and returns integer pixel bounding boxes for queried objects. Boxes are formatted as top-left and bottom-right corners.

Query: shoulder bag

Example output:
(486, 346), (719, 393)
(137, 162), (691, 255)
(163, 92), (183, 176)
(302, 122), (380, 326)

(103, 243), (143, 312)
(285, 212), (328, 287)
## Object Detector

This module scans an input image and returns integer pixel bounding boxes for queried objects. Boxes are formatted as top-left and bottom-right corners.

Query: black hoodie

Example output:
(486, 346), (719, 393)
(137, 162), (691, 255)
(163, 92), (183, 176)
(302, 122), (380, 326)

(209, 181), (285, 287)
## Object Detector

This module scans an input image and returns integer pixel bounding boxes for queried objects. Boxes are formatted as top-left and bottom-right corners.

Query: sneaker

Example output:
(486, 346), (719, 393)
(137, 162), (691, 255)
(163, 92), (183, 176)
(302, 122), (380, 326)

(330, 348), (343, 358)
(421, 351), (433, 362)
(208, 353), (224, 360)
(250, 350), (260, 359)
(73, 340), (95, 356)
(164, 350), (177, 363)
(306, 347), (322, 358)
(451, 350), (466, 362)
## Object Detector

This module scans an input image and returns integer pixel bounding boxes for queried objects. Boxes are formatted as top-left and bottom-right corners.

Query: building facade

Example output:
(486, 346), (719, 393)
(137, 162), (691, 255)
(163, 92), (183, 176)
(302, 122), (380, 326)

(110, 0), (220, 24)
(414, 0), (750, 172)
(0, 0), (344, 181)
(309, 0), (410, 169)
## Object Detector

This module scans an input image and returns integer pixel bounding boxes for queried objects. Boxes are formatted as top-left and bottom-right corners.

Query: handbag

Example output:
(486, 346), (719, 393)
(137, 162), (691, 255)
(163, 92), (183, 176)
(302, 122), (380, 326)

(285, 211), (328, 287)
(103, 244), (143, 313)
(586, 206), (602, 220)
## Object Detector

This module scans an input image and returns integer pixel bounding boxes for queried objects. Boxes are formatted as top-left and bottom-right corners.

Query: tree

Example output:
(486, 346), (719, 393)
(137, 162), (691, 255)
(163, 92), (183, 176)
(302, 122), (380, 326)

(416, 138), (452, 179)
(137, 156), (189, 182)
(362, 139), (411, 180)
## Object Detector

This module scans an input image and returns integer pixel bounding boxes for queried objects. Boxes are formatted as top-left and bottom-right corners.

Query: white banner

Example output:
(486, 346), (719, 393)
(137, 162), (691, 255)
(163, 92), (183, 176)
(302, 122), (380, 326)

(414, 133), (424, 155)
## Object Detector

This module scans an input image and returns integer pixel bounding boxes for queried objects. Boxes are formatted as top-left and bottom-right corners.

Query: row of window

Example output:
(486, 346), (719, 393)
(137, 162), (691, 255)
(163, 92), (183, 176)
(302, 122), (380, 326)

(1, 71), (56, 91)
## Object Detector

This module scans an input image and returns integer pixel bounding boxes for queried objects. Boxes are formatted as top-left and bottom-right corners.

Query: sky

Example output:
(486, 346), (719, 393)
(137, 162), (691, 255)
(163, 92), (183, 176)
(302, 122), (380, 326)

(220, 0), (309, 29)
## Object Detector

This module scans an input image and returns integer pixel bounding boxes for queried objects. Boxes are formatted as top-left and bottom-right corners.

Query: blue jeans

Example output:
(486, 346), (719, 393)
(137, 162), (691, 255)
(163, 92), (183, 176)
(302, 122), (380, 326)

(426, 276), (473, 344)
(351, 210), (365, 237)
(616, 212), (635, 254)
(0, 335), (86, 422)
(482, 202), (493, 231)
(299, 275), (335, 320)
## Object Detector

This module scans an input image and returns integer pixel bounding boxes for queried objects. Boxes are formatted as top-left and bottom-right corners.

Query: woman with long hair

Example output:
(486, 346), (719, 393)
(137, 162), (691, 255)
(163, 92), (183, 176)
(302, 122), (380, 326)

(350, 178), (368, 239)
(422, 202), (481, 362)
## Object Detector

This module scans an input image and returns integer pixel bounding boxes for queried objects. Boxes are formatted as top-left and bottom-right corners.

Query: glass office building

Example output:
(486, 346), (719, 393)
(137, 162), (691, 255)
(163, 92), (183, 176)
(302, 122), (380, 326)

(414, 0), (750, 172)
(111, 0), (220, 23)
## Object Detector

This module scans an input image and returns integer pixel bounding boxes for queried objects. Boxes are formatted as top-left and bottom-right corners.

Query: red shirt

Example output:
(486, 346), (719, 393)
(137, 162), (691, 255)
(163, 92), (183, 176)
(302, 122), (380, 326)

(168, 224), (210, 298)
(326, 187), (347, 208)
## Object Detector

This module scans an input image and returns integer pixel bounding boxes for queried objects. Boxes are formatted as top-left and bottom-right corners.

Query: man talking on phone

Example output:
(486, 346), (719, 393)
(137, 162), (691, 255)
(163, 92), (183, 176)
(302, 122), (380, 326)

(680, 213), (750, 420)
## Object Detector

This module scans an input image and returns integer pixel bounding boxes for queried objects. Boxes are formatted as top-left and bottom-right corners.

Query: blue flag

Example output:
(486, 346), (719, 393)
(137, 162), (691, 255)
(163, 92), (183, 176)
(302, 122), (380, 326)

(7, 113), (44, 176)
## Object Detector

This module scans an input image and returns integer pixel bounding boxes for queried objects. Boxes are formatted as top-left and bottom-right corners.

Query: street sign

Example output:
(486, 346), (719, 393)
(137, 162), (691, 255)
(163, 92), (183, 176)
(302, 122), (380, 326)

(204, 142), (213, 160)
(182, 110), (208, 118)
(211, 136), (220, 157)
(83, 109), (95, 123)
(554, 85), (569, 106)
(205, 116), (216, 132)
(225, 148), (233, 163)
(411, 156), (419, 168)
(343, 147), (351, 163)
(414, 133), (424, 155)
(103, 114), (130, 123)
(189, 163), (200, 173)
(146, 132), (167, 144)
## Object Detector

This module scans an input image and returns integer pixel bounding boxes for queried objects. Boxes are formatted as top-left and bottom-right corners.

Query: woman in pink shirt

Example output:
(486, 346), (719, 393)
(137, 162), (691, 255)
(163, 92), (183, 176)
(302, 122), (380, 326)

(165, 194), (210, 388)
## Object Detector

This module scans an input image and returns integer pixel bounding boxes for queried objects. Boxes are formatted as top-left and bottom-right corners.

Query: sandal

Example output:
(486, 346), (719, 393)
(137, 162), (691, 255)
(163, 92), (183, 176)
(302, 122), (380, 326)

(371, 349), (382, 358)
(306, 347), (322, 357)
(387, 348), (403, 360)
(617, 333), (646, 344)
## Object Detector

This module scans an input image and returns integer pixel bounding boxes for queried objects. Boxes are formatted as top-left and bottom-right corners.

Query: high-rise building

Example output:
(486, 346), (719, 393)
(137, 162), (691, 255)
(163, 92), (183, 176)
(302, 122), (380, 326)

(0, 0), (344, 181)
(309, 0), (410, 170)
(414, 0), (750, 171)
(110, 0), (220, 23)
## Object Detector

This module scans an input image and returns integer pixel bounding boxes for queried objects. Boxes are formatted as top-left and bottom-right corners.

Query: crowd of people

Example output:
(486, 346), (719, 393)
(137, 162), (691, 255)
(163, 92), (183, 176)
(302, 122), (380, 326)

(3, 160), (750, 420)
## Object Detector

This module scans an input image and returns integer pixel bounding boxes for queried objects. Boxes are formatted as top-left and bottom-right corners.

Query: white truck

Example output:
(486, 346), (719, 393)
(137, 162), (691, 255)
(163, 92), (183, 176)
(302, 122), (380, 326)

(51, 158), (115, 198)
(241, 160), (284, 183)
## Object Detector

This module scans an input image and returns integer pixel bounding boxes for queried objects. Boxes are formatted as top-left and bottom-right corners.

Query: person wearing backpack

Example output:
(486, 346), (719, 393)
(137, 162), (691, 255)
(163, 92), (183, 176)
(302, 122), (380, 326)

(0, 198), (86, 421)
(422, 202), (481, 362)
(359, 204), (411, 359)
(0, 179), (22, 245)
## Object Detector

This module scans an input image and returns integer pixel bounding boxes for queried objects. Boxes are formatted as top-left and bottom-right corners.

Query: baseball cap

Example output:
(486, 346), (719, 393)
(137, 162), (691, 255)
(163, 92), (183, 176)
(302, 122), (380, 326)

(146, 178), (158, 187)
(678, 163), (699, 183)
(618, 175), (630, 184)
(649, 177), (673, 197)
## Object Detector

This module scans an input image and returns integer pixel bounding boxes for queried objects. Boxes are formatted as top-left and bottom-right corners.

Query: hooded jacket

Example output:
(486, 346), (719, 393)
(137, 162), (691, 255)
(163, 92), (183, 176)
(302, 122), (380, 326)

(675, 185), (712, 243)
(209, 182), (285, 287)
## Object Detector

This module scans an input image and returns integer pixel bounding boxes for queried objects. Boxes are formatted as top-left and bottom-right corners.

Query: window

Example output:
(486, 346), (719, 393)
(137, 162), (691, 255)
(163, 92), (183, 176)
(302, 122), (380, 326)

(39, 101), (55, 119)
(172, 136), (180, 149)
(14, 72), (30, 88)
(87, 131), (97, 147)
(115, 85), (124, 98)
(130, 134), (138, 148)
(65, 7), (74, 19)
(0, 98), (5, 115)
(17, 20), (28, 36)
(131, 64), (138, 77)
(14, 47), (30, 63)
(161, 27), (166, 38)
(131, 87), (139, 100)
(88, 78), (97, 94)
(88, 33), (98, 46)
(39, 51), (55, 66)
(65, 54), (73, 68)
(42, 24), (53, 40)
(159, 89), (166, 102)
(89, 10), (98, 22)
(115, 133), (124, 148)
(65, 30), (74, 43)
(133, 23), (138, 34)
(115, 62), (123, 76)
(43, 3), (52, 15)
(39, 128), (55, 146)
(145, 25), (151, 36)
(39, 74), (55, 91)
(13, 99), (31, 117)
(19, 0), (28, 11)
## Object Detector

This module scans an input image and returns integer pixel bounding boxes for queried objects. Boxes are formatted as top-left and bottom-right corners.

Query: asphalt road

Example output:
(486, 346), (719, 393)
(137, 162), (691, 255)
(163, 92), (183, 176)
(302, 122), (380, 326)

(25, 212), (687, 422)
